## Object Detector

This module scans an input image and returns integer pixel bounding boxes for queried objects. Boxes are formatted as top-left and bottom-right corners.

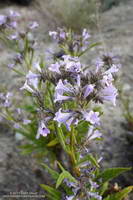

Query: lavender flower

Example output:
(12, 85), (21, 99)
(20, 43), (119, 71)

(59, 29), (66, 40)
(20, 80), (34, 93)
(95, 58), (104, 72)
(54, 108), (75, 130)
(23, 119), (31, 125)
(55, 79), (73, 94)
(26, 71), (40, 90)
(87, 126), (102, 140)
(8, 33), (19, 41)
(63, 55), (82, 73)
(87, 192), (102, 200)
(100, 84), (118, 106)
(83, 84), (94, 98)
(54, 93), (74, 103)
(9, 10), (20, 18)
(33, 62), (41, 72)
(49, 62), (61, 74)
(3, 92), (13, 107)
(49, 31), (58, 40)
(65, 196), (75, 200)
(14, 123), (20, 129)
(105, 64), (120, 74)
(0, 15), (7, 25)
(101, 73), (113, 87)
(82, 29), (90, 41)
(83, 110), (100, 125)
(36, 121), (50, 139)
(29, 21), (39, 29)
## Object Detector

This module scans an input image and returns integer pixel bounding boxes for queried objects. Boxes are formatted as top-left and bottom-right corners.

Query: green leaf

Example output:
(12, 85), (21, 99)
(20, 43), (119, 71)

(96, 167), (131, 184)
(79, 42), (102, 56)
(40, 184), (61, 200)
(57, 161), (66, 172)
(56, 172), (66, 188)
(41, 163), (59, 180)
(76, 154), (99, 168)
(56, 171), (77, 188)
(20, 104), (37, 113)
(104, 186), (133, 200)
(47, 138), (59, 147)
(57, 126), (68, 153)
(99, 182), (109, 195)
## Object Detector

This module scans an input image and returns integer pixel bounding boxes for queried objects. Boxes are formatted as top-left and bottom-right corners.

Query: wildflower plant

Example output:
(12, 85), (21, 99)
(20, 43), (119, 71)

(0, 11), (133, 200)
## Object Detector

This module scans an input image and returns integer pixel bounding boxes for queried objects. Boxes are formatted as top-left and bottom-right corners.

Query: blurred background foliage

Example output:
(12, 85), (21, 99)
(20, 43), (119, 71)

(37, 0), (126, 31)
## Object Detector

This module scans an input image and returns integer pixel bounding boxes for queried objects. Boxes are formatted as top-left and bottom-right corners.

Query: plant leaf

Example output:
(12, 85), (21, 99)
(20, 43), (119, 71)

(99, 182), (109, 195)
(47, 138), (59, 147)
(41, 163), (59, 180)
(76, 154), (99, 168)
(40, 184), (61, 199)
(56, 171), (77, 188)
(96, 167), (131, 184)
(79, 42), (102, 56)
(56, 172), (66, 188)
(103, 186), (133, 200)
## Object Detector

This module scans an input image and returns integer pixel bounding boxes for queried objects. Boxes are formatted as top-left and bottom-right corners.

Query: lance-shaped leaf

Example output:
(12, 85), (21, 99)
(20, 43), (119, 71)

(76, 154), (99, 168)
(79, 42), (102, 56)
(40, 184), (61, 200)
(41, 163), (59, 180)
(96, 167), (131, 184)
(47, 138), (59, 147)
(103, 186), (133, 200)
(56, 171), (77, 189)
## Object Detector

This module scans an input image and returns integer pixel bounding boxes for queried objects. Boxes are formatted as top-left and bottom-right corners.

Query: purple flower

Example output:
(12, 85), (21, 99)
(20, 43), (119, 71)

(9, 21), (17, 29)
(100, 84), (118, 106)
(62, 55), (82, 73)
(54, 80), (75, 103)
(65, 196), (75, 200)
(20, 80), (34, 93)
(55, 79), (74, 95)
(8, 33), (19, 40)
(0, 15), (7, 25)
(33, 62), (41, 72)
(82, 29), (90, 41)
(9, 10), (20, 18)
(49, 62), (61, 74)
(83, 84), (94, 98)
(23, 119), (31, 125)
(54, 108), (74, 130)
(87, 192), (102, 200)
(87, 126), (102, 140)
(101, 73), (113, 86)
(95, 58), (104, 72)
(36, 121), (50, 139)
(105, 64), (120, 74)
(49, 31), (58, 40)
(76, 74), (81, 87)
(3, 92), (13, 107)
(59, 30), (66, 40)
(83, 110), (100, 125)
(29, 21), (39, 29)
(14, 123), (20, 129)
(26, 71), (40, 90)
(54, 93), (74, 103)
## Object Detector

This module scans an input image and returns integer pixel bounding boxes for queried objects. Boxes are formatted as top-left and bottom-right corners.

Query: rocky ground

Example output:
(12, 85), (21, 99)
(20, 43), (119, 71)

(0, 0), (133, 199)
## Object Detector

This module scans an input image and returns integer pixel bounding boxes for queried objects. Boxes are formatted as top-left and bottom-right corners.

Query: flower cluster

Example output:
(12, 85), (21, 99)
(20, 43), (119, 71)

(17, 27), (120, 140)
(0, 11), (120, 143)
(0, 10), (20, 30)
(49, 27), (91, 55)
